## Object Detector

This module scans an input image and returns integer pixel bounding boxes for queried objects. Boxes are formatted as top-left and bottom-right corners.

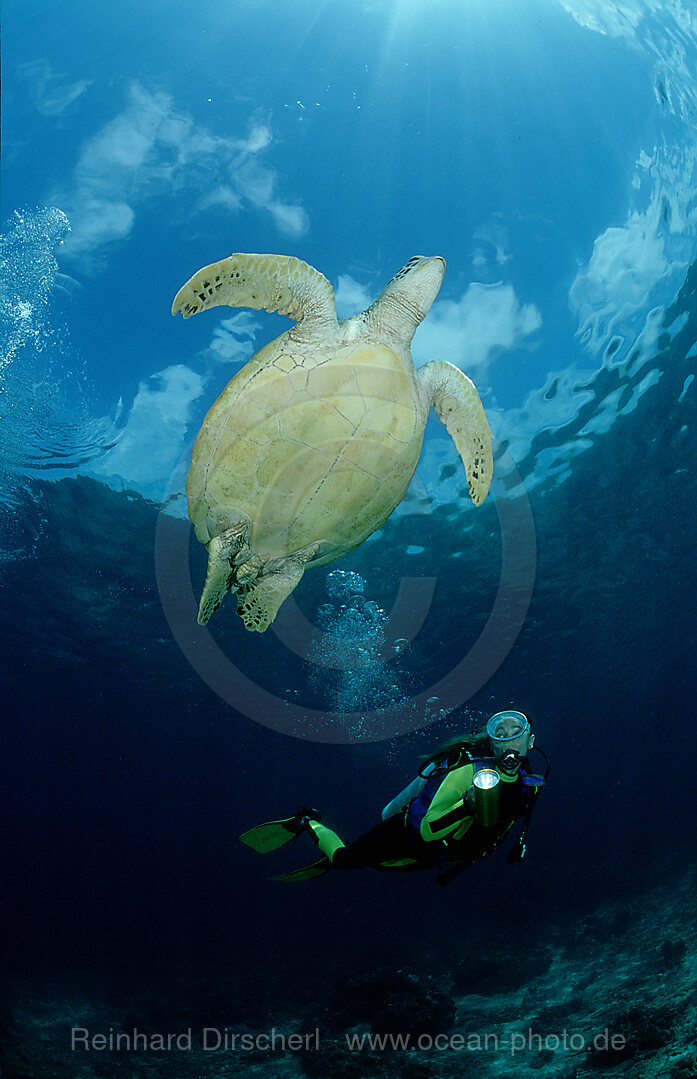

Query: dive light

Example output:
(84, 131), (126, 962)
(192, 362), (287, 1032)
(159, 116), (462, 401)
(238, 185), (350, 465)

(473, 768), (500, 827)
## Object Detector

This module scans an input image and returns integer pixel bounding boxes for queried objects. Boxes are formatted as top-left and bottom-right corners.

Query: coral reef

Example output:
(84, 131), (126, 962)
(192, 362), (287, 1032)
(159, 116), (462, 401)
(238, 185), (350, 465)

(3, 868), (696, 1079)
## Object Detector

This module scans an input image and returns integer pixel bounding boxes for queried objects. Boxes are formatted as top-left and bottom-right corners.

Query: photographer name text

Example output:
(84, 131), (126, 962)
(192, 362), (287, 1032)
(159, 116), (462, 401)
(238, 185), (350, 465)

(71, 1027), (320, 1053)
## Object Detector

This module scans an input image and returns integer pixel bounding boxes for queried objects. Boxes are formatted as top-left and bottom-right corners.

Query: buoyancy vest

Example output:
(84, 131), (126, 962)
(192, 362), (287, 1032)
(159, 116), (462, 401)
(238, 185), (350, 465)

(407, 752), (542, 832)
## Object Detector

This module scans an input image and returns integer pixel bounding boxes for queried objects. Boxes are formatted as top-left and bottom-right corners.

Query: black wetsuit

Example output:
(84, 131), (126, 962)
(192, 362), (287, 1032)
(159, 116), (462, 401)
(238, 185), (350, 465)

(330, 752), (540, 876)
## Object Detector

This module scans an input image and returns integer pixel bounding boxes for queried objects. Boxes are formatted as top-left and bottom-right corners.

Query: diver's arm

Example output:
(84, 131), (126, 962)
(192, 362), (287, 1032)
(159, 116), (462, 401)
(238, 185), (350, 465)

(419, 764), (475, 842)
(382, 763), (436, 820)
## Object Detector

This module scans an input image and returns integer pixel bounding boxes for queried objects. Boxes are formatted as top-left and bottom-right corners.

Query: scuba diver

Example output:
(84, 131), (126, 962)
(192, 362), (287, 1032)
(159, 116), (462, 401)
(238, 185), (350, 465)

(240, 710), (549, 887)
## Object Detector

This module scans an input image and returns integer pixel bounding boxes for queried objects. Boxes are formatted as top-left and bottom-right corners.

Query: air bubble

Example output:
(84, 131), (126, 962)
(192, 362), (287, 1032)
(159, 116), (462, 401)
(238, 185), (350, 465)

(326, 570), (365, 599)
(307, 571), (411, 723)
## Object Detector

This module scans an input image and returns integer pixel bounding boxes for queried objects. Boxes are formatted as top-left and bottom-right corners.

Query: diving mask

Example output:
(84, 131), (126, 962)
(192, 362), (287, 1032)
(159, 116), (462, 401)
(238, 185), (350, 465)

(486, 710), (530, 746)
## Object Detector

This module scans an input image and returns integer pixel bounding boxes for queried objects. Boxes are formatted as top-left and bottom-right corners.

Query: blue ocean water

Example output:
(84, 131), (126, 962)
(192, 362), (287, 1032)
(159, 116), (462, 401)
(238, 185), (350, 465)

(2, 1), (697, 1076)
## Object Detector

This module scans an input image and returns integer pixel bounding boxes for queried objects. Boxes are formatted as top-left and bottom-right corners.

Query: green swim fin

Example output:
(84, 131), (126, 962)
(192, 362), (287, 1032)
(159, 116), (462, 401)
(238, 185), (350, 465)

(270, 856), (332, 882)
(239, 816), (303, 853)
(239, 807), (320, 853)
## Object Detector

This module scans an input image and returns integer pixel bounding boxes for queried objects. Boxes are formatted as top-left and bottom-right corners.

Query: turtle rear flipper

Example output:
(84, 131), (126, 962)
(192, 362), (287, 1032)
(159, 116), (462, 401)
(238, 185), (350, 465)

(199, 553), (302, 631)
(236, 544), (320, 632)
(197, 523), (251, 625)
(236, 573), (302, 633)
(417, 359), (493, 506)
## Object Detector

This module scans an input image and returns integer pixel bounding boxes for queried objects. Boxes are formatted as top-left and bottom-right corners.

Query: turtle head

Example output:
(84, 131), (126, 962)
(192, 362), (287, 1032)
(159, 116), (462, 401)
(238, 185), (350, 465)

(366, 255), (446, 346)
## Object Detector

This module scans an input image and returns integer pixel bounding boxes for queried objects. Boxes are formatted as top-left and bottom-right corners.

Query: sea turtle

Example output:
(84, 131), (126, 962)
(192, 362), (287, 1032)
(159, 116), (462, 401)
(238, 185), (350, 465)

(172, 252), (493, 632)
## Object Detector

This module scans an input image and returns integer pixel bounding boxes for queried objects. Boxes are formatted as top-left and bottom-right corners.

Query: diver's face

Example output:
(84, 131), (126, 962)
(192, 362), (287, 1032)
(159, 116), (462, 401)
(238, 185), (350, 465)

(491, 731), (534, 758)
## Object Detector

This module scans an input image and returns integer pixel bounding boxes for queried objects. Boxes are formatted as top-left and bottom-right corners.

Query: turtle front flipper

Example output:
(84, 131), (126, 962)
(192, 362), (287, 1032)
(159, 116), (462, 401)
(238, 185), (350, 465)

(417, 360), (493, 506)
(171, 253), (337, 331)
